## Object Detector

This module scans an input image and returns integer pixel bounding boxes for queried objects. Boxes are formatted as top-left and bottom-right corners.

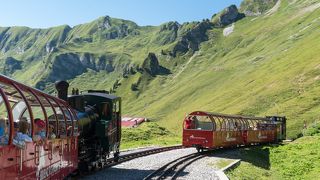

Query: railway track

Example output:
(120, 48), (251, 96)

(105, 145), (183, 167)
(79, 145), (184, 175)
(143, 151), (211, 180)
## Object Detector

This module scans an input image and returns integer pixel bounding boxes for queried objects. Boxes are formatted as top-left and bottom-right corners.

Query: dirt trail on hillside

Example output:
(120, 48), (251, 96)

(291, 2), (320, 19)
(301, 2), (320, 14)
(173, 51), (200, 79)
(265, 0), (281, 16)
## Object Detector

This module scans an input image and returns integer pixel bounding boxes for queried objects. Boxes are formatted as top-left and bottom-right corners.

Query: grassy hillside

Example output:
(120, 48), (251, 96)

(116, 0), (320, 139)
(1, 0), (320, 140)
(227, 135), (320, 179)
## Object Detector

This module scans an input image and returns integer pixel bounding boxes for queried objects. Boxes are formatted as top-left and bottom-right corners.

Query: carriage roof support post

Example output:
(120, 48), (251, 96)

(64, 105), (74, 136)
(69, 108), (79, 136)
(12, 83), (35, 137)
(43, 96), (60, 137)
(0, 88), (14, 145)
(207, 115), (216, 131)
(29, 90), (49, 138)
(51, 98), (68, 137)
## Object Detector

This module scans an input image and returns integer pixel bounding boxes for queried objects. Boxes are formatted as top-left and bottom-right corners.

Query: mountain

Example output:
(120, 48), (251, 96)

(1, 0), (320, 139)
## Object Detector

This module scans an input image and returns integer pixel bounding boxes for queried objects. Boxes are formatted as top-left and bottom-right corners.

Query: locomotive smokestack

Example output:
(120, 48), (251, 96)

(55, 80), (69, 101)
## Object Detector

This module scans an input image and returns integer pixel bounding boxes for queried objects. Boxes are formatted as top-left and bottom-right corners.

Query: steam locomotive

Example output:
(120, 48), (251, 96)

(66, 83), (122, 172)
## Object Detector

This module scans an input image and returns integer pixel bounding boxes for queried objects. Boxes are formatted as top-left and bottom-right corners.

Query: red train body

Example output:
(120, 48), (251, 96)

(182, 111), (286, 151)
(0, 75), (121, 179)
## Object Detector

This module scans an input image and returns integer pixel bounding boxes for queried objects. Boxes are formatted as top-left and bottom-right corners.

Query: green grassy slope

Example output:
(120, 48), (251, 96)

(115, 0), (320, 138)
(227, 136), (320, 179)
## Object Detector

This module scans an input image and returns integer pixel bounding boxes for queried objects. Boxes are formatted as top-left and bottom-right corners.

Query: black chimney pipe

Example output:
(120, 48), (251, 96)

(55, 81), (69, 101)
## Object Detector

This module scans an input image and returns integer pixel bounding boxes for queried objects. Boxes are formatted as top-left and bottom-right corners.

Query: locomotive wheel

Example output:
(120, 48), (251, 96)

(114, 151), (120, 162)
(98, 162), (103, 168)
(78, 161), (89, 173)
(90, 164), (96, 172)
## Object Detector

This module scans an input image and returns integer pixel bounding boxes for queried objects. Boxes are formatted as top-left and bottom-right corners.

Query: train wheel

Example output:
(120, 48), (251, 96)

(78, 161), (89, 174)
(113, 143), (120, 162)
(114, 151), (120, 162)
(98, 162), (103, 168)
(196, 147), (202, 153)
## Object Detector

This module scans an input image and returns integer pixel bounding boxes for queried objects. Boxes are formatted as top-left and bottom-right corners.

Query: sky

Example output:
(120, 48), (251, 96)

(0, 0), (242, 28)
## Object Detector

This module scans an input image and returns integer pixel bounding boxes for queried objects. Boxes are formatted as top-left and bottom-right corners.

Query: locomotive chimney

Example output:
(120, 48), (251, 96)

(55, 80), (69, 101)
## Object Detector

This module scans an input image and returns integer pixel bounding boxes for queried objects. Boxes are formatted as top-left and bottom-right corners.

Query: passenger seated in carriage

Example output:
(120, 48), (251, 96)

(185, 116), (195, 129)
(33, 118), (46, 141)
(15, 119), (32, 142)
(0, 118), (9, 145)
(48, 124), (56, 139)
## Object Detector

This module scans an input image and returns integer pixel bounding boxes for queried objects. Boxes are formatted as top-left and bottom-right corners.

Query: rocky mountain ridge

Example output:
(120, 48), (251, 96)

(0, 4), (245, 90)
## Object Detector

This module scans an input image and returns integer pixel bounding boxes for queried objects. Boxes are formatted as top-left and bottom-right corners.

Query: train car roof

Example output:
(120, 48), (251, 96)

(0, 74), (66, 104)
(188, 111), (271, 121)
(69, 92), (120, 100)
(85, 92), (119, 100)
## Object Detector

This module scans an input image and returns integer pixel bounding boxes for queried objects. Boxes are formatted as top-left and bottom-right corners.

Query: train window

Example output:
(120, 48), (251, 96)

(45, 98), (59, 138)
(56, 109), (67, 137)
(115, 101), (120, 113)
(67, 107), (78, 136)
(101, 102), (110, 120)
(49, 99), (66, 138)
(42, 99), (58, 139)
(185, 116), (213, 130)
(113, 101), (120, 114)
(61, 105), (73, 136)
(19, 88), (48, 141)
(212, 117), (222, 131)
(12, 101), (27, 123)
(0, 93), (9, 146)
(196, 116), (213, 130)
(31, 106), (46, 139)
(68, 96), (84, 112)
(2, 83), (34, 138)
(46, 106), (57, 139)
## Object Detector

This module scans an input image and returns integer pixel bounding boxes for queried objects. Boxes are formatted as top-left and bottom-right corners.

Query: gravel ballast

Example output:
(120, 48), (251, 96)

(82, 147), (238, 180)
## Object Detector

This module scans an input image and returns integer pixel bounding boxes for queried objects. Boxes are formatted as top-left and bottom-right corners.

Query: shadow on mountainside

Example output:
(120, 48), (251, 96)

(211, 144), (283, 170)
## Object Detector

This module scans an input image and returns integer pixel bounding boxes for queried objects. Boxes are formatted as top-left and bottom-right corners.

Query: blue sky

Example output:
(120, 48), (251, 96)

(0, 0), (242, 28)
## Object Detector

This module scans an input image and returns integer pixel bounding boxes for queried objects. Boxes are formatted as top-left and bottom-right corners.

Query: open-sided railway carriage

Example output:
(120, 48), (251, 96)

(182, 111), (286, 151)
(0, 75), (121, 179)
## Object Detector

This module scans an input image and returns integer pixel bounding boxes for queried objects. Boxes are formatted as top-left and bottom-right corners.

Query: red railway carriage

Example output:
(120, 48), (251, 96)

(182, 111), (286, 151)
(0, 75), (78, 179)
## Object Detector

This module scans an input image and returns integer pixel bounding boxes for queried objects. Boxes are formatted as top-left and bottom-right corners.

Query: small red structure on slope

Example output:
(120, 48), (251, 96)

(121, 116), (146, 127)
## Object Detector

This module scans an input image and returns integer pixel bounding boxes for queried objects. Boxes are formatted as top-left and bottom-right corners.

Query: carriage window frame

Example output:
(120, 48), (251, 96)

(61, 104), (74, 137)
(184, 115), (214, 131)
(51, 99), (68, 138)
(68, 107), (78, 136)
(0, 88), (11, 146)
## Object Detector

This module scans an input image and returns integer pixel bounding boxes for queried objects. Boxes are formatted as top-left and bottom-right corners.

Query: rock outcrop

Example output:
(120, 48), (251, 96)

(170, 20), (212, 57)
(212, 5), (245, 27)
(47, 52), (118, 82)
(240, 0), (279, 16)
(142, 53), (160, 76)
(2, 57), (22, 75)
(154, 21), (181, 45)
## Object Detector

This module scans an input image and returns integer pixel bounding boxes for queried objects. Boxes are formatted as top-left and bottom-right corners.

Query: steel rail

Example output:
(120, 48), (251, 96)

(76, 145), (184, 178)
(104, 145), (183, 168)
(143, 151), (211, 180)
